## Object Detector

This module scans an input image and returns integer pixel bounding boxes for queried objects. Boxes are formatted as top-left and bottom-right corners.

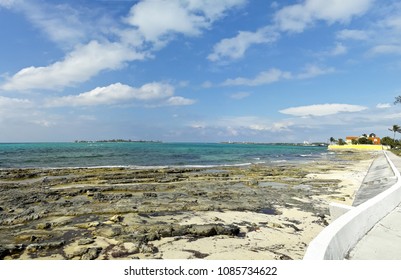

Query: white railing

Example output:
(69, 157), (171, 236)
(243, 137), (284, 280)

(303, 151), (401, 260)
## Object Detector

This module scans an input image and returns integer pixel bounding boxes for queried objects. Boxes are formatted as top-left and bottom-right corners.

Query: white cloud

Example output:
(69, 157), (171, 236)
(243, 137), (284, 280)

(379, 10), (401, 31)
(369, 44), (401, 56)
(208, 0), (372, 63)
(316, 42), (347, 57)
(274, 0), (374, 33)
(46, 82), (195, 107)
(126, 0), (205, 41)
(208, 27), (279, 61)
(376, 103), (391, 109)
(279, 103), (368, 117)
(165, 96), (196, 106)
(230, 92), (250, 99)
(330, 42), (347, 56)
(249, 121), (293, 132)
(0, 1), (96, 47)
(1, 41), (145, 92)
(0, 96), (34, 122)
(222, 68), (292, 86)
(337, 29), (370, 40)
(126, 0), (245, 42)
(297, 64), (335, 79)
(0, 0), (17, 8)
(222, 64), (334, 86)
(190, 122), (206, 129)
(190, 116), (293, 139)
(0, 96), (31, 109)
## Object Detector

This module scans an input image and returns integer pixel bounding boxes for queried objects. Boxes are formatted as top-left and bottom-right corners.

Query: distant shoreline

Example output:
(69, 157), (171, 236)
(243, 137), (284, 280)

(74, 139), (162, 143)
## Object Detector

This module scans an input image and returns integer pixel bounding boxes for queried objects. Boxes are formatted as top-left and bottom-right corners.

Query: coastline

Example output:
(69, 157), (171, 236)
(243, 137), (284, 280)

(0, 150), (377, 260)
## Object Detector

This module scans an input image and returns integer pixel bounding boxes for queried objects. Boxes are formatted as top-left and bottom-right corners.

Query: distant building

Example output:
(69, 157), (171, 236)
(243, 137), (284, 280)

(345, 135), (381, 145)
(345, 136), (359, 144)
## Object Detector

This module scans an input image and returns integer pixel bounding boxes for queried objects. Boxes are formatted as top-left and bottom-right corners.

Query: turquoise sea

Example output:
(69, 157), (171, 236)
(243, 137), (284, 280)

(0, 142), (331, 168)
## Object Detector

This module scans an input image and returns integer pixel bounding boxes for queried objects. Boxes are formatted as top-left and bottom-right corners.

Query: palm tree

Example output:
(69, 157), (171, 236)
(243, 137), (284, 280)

(389, 125), (401, 141)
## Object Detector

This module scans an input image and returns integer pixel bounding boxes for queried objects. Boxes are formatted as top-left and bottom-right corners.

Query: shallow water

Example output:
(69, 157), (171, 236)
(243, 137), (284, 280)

(0, 142), (330, 168)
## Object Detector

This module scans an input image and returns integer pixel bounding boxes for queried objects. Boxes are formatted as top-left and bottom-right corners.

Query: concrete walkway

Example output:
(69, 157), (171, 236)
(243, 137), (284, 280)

(348, 152), (401, 259)
(352, 153), (397, 206)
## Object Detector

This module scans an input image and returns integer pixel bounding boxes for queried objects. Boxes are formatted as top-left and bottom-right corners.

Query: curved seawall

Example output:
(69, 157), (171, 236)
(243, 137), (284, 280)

(303, 151), (401, 260)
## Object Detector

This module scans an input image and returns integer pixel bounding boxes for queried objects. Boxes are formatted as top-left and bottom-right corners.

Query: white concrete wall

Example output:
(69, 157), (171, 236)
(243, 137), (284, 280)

(303, 151), (401, 260)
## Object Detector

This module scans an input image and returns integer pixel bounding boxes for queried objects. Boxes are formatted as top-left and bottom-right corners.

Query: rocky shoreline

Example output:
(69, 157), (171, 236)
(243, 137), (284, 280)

(0, 151), (376, 260)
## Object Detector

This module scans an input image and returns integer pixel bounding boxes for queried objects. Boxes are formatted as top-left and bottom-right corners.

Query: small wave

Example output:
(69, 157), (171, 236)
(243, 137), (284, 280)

(93, 162), (254, 169)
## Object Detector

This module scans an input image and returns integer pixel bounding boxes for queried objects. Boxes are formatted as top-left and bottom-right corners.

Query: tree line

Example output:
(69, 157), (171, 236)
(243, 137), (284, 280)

(330, 96), (401, 148)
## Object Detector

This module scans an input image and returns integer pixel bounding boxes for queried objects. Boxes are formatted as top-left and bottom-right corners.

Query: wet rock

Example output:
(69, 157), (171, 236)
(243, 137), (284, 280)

(36, 222), (52, 230)
(88, 221), (100, 227)
(313, 213), (329, 226)
(0, 244), (25, 259)
(277, 253), (293, 260)
(81, 247), (102, 260)
(247, 179), (259, 186)
(26, 240), (65, 253)
(0, 160), (364, 260)
(66, 247), (89, 259)
(110, 242), (140, 258)
(187, 224), (240, 238)
(143, 192), (157, 198)
(109, 215), (123, 223)
(189, 225), (217, 237)
(94, 226), (122, 238)
(283, 223), (302, 232)
(139, 244), (158, 254)
(216, 224), (239, 235)
(78, 238), (95, 245)
(146, 231), (160, 242)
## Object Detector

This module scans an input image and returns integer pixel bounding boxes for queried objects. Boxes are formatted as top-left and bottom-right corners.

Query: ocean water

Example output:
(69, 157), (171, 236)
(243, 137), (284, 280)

(0, 142), (330, 168)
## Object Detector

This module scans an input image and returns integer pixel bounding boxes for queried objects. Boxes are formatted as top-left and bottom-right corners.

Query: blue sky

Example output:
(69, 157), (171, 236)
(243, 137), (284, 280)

(1, 0), (401, 143)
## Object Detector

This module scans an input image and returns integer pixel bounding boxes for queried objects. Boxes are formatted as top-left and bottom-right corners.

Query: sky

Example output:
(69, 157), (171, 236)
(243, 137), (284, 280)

(1, 0), (401, 143)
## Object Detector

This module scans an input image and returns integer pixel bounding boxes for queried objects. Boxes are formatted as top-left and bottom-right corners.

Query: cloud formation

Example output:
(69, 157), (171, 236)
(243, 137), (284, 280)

(336, 29), (370, 40)
(229, 92), (250, 99)
(222, 65), (334, 86)
(208, 0), (373, 62)
(274, 0), (373, 33)
(1, 41), (145, 92)
(0, 96), (31, 109)
(279, 103), (368, 117)
(222, 68), (292, 86)
(46, 82), (195, 107)
(208, 27), (279, 61)
(376, 103), (391, 109)
(126, 0), (246, 42)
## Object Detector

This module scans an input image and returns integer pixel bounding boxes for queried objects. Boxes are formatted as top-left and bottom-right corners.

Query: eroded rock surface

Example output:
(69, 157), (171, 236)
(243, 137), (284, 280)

(0, 153), (374, 260)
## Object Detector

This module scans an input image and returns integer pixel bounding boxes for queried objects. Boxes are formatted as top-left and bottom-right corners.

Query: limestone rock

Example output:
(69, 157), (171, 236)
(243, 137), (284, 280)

(81, 247), (102, 260)
(110, 215), (123, 223)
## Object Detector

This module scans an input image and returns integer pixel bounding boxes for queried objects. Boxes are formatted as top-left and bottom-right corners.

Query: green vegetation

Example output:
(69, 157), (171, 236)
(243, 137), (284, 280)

(337, 138), (346, 145)
(356, 137), (373, 145)
(388, 125), (401, 142)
